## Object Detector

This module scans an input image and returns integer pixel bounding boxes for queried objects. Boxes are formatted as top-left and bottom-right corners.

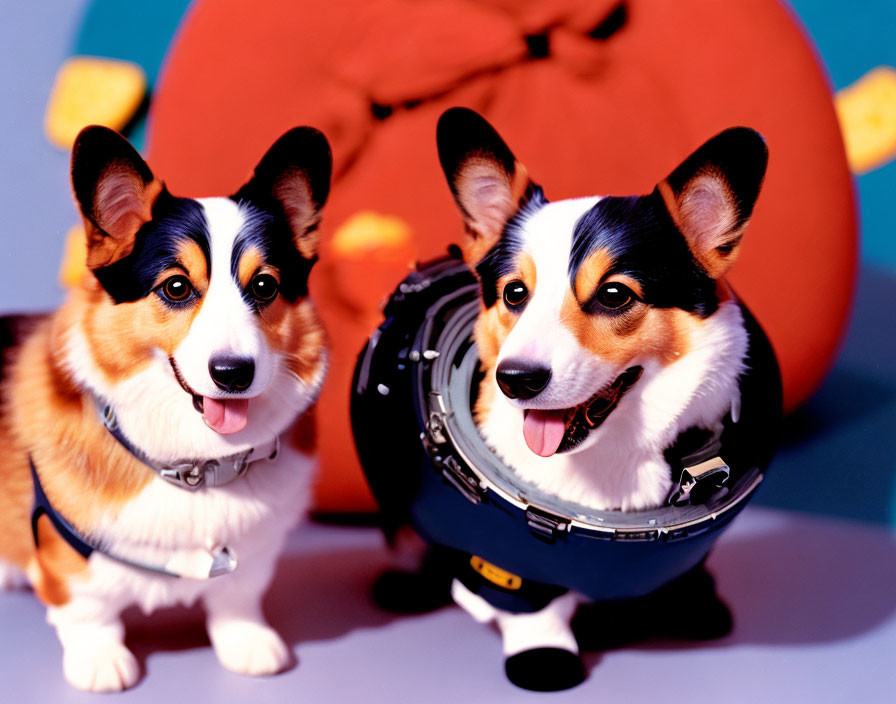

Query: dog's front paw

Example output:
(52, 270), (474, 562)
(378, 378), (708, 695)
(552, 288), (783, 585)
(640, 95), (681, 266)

(210, 621), (292, 676)
(63, 641), (139, 692)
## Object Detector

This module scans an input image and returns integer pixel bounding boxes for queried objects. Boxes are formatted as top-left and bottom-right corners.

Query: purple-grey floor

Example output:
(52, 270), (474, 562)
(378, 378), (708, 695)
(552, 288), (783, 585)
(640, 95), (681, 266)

(1, 508), (894, 703)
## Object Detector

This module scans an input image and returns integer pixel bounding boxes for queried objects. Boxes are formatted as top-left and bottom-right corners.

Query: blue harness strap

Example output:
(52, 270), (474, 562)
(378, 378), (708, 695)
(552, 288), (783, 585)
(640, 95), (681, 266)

(30, 456), (94, 559)
(28, 456), (238, 579)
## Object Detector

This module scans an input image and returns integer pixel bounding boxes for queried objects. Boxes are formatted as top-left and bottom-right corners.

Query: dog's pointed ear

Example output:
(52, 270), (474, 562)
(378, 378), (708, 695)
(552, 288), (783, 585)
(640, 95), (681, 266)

(71, 126), (164, 270)
(656, 127), (768, 279)
(234, 127), (332, 259)
(437, 108), (536, 264)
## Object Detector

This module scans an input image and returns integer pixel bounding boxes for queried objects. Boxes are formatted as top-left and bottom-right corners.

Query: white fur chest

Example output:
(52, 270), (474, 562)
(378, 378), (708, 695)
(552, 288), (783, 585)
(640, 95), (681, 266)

(68, 446), (313, 614)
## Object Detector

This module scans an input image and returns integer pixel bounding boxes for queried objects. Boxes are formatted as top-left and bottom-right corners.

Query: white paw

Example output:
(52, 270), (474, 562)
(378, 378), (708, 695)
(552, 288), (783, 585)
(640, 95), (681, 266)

(63, 641), (139, 692)
(210, 621), (291, 676)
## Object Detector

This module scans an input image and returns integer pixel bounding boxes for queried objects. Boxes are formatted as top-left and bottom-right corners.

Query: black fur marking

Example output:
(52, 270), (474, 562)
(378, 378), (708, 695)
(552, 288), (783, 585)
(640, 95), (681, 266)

(92, 191), (210, 304)
(569, 194), (719, 318)
(475, 187), (548, 307)
(229, 201), (317, 304)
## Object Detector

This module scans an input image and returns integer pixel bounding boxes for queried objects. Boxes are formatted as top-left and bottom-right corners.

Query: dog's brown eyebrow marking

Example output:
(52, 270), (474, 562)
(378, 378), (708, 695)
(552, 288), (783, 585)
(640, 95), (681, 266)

(174, 238), (211, 287)
(573, 248), (614, 302)
(235, 246), (267, 289)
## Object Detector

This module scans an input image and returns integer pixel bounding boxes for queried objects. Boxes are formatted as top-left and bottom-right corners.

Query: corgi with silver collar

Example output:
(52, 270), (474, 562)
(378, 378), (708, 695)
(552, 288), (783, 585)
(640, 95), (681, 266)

(0, 125), (331, 691)
(435, 108), (768, 690)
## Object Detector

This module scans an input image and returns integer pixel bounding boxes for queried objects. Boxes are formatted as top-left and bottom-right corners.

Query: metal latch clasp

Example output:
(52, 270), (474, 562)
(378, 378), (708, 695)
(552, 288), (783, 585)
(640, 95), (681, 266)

(439, 454), (485, 504)
(159, 461), (213, 490)
(672, 456), (730, 506)
(425, 412), (449, 445)
(526, 507), (570, 542)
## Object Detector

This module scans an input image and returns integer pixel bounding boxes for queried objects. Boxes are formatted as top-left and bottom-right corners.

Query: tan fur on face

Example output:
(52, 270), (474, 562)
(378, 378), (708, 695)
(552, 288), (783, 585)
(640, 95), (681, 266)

(473, 252), (535, 421)
(516, 252), (537, 294)
(236, 246), (267, 289)
(81, 240), (208, 384)
(174, 238), (210, 287)
(233, 247), (320, 385)
(564, 248), (695, 367)
(572, 250), (645, 303)
(561, 295), (697, 367)
(472, 307), (505, 422)
(259, 297), (325, 386)
(475, 251), (537, 367)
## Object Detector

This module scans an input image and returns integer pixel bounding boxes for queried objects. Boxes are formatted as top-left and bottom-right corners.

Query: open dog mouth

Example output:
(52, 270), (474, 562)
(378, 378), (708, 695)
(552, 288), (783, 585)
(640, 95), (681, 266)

(168, 357), (250, 435)
(521, 366), (643, 457)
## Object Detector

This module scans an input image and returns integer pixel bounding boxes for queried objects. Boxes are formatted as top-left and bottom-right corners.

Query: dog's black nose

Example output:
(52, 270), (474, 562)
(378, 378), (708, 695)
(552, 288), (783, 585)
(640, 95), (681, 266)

(495, 360), (552, 400)
(209, 356), (255, 392)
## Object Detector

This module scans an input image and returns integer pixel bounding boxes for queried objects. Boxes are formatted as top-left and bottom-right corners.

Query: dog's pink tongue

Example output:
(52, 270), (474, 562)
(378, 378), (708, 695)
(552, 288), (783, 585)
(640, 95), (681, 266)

(523, 409), (567, 457)
(202, 398), (249, 435)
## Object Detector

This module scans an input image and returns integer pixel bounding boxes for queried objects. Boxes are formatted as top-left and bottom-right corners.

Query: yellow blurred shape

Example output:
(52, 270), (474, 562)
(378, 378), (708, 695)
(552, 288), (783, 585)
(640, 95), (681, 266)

(835, 66), (896, 174)
(59, 225), (87, 288)
(45, 57), (146, 149)
(331, 211), (412, 257)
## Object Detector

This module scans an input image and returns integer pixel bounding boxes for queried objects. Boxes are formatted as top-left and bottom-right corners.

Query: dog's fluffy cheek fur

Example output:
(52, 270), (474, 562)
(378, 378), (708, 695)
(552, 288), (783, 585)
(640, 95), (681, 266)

(260, 298), (326, 387)
(81, 289), (198, 383)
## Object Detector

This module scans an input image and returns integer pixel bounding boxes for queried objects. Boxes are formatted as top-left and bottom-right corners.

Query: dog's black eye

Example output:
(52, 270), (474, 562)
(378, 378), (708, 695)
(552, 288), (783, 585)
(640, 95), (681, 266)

(250, 273), (279, 302)
(503, 281), (529, 310)
(160, 275), (193, 303)
(595, 282), (634, 310)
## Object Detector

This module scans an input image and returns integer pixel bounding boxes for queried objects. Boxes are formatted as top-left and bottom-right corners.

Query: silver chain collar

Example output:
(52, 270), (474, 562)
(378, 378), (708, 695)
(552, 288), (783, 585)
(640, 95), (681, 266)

(157, 437), (280, 490)
(97, 399), (281, 491)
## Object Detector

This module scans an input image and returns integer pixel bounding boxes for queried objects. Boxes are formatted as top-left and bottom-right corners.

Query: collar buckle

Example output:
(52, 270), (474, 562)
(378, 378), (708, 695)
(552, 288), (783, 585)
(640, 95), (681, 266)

(96, 393), (284, 491)
(159, 460), (214, 490)
(232, 451), (250, 478)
